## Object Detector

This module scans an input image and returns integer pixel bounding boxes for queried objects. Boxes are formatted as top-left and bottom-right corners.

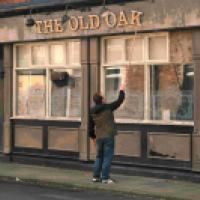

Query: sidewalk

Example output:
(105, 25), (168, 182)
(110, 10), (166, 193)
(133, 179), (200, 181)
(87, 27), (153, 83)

(0, 162), (200, 200)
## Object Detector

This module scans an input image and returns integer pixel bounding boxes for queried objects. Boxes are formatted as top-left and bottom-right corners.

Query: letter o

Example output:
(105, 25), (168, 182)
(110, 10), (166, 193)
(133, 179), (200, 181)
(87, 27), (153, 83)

(104, 12), (117, 28)
(69, 16), (79, 31)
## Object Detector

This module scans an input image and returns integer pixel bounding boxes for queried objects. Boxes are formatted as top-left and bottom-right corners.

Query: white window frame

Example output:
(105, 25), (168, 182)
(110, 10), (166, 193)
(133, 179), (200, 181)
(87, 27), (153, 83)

(13, 40), (81, 121)
(101, 33), (194, 126)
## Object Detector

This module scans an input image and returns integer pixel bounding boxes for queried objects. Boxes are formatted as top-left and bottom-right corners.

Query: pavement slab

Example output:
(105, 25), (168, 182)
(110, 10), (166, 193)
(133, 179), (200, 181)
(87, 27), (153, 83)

(0, 162), (200, 200)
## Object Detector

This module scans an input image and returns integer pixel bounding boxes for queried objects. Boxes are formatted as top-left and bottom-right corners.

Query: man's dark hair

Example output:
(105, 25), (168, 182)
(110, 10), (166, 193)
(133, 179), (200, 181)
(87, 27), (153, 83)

(93, 93), (103, 104)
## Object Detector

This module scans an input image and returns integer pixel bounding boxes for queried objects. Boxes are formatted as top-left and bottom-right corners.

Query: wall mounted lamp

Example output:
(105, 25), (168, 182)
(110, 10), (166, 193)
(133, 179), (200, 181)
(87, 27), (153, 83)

(80, 7), (92, 12)
(100, 0), (110, 16)
(61, 5), (70, 24)
(25, 10), (35, 27)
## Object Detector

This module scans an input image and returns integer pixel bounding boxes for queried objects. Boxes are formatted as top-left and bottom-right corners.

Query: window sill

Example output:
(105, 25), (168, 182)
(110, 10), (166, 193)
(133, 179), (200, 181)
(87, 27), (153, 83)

(115, 119), (194, 126)
(10, 116), (81, 122)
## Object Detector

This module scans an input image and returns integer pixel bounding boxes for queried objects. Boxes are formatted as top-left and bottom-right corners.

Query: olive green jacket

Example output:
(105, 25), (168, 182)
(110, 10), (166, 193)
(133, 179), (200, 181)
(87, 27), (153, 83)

(89, 90), (125, 139)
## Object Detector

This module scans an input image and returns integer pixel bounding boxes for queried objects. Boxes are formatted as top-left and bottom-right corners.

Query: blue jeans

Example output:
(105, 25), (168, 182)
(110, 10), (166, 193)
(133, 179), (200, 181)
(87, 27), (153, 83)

(93, 135), (114, 180)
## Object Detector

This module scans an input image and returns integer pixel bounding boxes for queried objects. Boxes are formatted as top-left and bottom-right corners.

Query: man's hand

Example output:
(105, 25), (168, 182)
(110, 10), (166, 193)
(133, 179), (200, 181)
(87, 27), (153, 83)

(120, 85), (125, 91)
(92, 138), (96, 146)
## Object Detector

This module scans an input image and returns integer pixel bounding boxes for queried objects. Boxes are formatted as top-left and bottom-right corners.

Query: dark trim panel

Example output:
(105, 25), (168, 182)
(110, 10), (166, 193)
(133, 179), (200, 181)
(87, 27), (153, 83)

(11, 119), (80, 159)
(115, 123), (193, 169)
(11, 119), (194, 170)
(113, 155), (191, 170)
(117, 123), (194, 133)
(11, 119), (81, 128)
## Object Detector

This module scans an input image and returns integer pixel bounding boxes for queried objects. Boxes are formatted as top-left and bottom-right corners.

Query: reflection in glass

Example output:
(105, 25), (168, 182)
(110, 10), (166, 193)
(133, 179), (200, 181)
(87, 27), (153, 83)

(69, 69), (81, 117)
(51, 69), (81, 118)
(16, 70), (46, 117)
(105, 68), (121, 102)
(151, 64), (194, 121)
(105, 66), (144, 119)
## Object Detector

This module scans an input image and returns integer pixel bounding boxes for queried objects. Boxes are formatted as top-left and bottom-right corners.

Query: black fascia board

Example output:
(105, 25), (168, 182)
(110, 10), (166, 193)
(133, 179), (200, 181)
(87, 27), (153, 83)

(0, 0), (144, 17)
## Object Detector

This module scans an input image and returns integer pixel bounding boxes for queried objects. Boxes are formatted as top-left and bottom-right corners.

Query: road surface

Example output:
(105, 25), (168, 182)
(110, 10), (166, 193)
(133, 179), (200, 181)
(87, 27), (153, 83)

(0, 181), (158, 200)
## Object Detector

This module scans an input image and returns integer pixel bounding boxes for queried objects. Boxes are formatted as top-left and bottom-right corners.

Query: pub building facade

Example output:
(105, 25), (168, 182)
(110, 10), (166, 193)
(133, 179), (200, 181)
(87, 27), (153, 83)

(1, 0), (200, 172)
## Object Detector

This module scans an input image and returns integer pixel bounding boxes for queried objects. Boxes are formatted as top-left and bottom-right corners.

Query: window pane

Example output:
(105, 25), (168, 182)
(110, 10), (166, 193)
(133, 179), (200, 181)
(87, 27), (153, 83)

(149, 36), (167, 60)
(50, 44), (65, 65)
(16, 70), (46, 117)
(105, 68), (121, 102)
(69, 69), (81, 117)
(150, 64), (194, 121)
(126, 38), (144, 62)
(104, 39), (124, 63)
(67, 41), (80, 65)
(51, 69), (81, 118)
(51, 81), (68, 117)
(16, 45), (30, 68)
(32, 45), (47, 65)
(105, 66), (144, 119)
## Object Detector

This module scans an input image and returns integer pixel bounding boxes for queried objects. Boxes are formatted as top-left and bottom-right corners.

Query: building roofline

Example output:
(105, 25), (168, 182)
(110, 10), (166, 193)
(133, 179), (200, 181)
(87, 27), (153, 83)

(0, 0), (144, 17)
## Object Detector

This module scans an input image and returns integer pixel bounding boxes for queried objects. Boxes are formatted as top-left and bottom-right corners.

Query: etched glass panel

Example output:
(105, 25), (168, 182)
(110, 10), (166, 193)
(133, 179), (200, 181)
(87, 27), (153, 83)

(51, 69), (81, 118)
(51, 80), (68, 117)
(150, 64), (194, 121)
(69, 69), (81, 117)
(105, 66), (144, 119)
(16, 70), (46, 117)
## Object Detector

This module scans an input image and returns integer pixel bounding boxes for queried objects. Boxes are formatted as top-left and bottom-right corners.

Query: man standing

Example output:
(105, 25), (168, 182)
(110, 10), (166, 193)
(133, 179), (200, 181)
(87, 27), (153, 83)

(89, 86), (125, 184)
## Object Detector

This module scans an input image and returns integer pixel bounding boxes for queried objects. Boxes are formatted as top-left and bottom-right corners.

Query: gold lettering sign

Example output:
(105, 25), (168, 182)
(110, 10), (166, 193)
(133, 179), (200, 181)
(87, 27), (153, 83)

(78, 16), (89, 30)
(89, 15), (100, 30)
(54, 20), (64, 33)
(131, 11), (143, 26)
(69, 16), (79, 31)
(104, 12), (117, 28)
(35, 10), (143, 34)
(118, 11), (128, 27)
(44, 20), (54, 33)
(35, 21), (43, 33)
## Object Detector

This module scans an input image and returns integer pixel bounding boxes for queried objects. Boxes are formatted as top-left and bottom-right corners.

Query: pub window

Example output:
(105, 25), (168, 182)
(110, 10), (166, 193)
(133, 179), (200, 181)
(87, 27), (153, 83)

(102, 33), (194, 123)
(150, 64), (194, 121)
(14, 40), (81, 120)
(16, 70), (46, 117)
